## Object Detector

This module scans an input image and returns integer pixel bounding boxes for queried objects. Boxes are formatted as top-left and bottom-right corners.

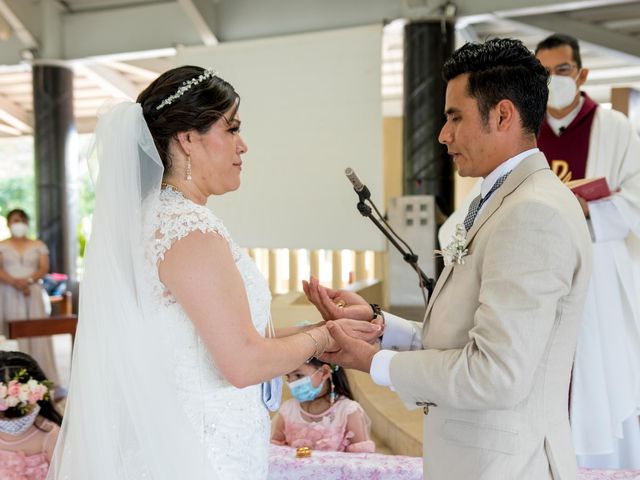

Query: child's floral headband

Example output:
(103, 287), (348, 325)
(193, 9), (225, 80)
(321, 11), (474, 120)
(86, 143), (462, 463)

(0, 369), (52, 417)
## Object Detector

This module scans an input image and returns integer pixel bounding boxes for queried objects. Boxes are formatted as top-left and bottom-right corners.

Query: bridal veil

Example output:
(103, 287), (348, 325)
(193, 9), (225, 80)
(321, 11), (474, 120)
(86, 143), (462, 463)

(47, 102), (213, 478)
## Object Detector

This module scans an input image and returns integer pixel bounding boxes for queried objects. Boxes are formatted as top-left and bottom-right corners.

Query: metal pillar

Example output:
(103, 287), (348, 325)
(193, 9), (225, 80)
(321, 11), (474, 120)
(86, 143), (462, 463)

(32, 62), (77, 280)
(403, 20), (455, 217)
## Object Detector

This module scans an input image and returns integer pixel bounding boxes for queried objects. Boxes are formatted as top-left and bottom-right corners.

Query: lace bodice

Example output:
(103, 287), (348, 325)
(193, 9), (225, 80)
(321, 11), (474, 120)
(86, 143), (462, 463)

(141, 186), (272, 479)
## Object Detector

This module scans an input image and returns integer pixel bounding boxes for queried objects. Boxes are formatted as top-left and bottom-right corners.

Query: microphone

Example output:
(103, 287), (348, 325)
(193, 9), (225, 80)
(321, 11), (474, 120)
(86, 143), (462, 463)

(344, 167), (435, 303)
(345, 168), (370, 200)
(559, 126), (566, 135)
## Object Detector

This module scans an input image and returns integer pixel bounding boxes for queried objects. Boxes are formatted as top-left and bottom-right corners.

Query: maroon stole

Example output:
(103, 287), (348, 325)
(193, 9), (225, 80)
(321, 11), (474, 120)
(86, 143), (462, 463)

(538, 93), (599, 182)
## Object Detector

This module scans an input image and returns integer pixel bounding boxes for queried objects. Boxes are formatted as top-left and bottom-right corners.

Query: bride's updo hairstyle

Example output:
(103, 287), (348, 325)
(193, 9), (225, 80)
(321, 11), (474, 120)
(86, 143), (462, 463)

(137, 65), (240, 171)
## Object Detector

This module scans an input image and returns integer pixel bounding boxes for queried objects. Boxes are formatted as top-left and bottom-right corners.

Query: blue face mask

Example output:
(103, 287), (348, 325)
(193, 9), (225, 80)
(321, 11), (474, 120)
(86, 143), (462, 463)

(287, 369), (323, 403)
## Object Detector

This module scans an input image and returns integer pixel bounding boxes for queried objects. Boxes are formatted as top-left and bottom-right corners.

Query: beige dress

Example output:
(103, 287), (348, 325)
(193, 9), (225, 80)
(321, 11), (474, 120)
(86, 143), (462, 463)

(0, 240), (59, 384)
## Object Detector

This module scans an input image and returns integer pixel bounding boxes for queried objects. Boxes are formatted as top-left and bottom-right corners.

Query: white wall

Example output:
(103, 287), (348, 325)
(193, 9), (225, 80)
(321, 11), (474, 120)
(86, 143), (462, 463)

(176, 25), (385, 251)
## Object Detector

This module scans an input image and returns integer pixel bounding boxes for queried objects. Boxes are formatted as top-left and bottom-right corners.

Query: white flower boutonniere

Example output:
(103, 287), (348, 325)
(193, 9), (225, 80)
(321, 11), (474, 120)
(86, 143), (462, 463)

(434, 224), (469, 266)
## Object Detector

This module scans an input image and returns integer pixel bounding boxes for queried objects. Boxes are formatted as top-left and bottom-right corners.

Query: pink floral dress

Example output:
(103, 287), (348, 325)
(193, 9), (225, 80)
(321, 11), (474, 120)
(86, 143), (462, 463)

(0, 419), (58, 480)
(277, 397), (375, 453)
(0, 450), (49, 480)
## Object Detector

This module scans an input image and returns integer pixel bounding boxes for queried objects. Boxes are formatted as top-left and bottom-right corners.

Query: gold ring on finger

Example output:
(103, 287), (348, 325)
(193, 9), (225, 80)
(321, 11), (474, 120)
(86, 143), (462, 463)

(335, 299), (346, 308)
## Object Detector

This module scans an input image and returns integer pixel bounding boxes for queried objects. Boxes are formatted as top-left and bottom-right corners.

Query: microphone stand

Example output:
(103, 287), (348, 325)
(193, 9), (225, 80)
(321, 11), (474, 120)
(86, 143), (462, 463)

(354, 190), (436, 305)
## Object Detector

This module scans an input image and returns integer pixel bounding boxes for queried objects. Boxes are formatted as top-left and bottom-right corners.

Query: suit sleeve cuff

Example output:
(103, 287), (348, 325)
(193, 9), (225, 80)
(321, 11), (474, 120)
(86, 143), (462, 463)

(370, 349), (397, 389)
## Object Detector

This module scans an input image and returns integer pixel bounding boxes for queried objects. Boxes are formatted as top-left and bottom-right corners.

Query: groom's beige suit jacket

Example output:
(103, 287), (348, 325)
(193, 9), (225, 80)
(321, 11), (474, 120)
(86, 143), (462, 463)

(388, 153), (592, 480)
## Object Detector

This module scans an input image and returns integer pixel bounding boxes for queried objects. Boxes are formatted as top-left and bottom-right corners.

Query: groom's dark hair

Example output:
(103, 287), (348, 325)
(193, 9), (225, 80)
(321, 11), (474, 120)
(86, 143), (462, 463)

(443, 38), (549, 136)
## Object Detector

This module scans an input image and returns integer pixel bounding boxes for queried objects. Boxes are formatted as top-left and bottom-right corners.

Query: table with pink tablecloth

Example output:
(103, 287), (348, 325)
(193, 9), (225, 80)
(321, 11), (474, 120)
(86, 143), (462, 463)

(268, 445), (422, 480)
(268, 445), (640, 480)
(579, 469), (640, 480)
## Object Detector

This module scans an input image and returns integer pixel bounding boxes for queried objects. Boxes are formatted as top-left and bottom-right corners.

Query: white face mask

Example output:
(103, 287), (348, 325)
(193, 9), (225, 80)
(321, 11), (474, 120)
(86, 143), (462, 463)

(9, 222), (29, 238)
(547, 75), (578, 110)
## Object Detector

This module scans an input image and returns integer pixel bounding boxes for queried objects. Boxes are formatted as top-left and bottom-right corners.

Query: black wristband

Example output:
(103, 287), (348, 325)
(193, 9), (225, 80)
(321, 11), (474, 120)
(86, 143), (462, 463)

(369, 303), (381, 321)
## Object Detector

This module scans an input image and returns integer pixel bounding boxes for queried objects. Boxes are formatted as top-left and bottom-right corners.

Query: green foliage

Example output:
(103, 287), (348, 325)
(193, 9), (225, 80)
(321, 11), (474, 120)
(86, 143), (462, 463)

(0, 175), (35, 225)
(78, 172), (95, 222)
(77, 173), (95, 258)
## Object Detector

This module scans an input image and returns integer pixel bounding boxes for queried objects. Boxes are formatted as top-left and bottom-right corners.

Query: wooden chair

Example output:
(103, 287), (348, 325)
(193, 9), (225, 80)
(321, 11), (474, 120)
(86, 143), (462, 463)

(7, 291), (78, 345)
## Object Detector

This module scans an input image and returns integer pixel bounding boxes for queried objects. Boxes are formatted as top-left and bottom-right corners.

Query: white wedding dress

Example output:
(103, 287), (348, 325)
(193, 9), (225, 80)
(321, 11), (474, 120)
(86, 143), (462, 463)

(142, 185), (272, 478)
(49, 102), (272, 479)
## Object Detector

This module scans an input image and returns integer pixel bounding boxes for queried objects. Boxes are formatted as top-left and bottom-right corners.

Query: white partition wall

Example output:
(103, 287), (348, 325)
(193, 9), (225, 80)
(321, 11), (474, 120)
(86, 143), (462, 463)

(176, 25), (385, 251)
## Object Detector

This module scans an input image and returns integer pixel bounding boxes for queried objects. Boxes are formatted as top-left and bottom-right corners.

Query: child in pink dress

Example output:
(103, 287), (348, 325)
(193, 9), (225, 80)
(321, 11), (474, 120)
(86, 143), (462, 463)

(271, 358), (375, 453)
(0, 351), (62, 480)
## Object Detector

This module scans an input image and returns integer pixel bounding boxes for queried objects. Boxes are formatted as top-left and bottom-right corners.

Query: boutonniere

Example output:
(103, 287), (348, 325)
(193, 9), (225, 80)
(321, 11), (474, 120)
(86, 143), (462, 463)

(434, 224), (468, 266)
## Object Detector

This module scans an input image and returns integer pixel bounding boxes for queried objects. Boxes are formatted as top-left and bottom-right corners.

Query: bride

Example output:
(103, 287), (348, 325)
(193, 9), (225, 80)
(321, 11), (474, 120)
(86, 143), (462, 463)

(47, 66), (379, 479)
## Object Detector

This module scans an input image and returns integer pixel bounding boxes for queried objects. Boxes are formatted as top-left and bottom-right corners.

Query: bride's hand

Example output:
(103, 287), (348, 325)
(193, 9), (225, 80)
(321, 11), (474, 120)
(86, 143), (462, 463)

(302, 276), (373, 322)
(318, 325), (340, 354)
(333, 318), (382, 345)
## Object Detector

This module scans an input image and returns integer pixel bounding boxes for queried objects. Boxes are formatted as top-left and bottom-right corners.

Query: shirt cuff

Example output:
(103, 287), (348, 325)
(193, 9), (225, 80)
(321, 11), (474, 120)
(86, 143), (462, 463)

(380, 311), (421, 351)
(370, 349), (397, 389)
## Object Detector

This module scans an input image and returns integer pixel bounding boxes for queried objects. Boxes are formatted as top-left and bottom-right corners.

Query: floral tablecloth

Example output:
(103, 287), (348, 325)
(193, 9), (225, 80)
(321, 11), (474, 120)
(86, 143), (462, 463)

(268, 445), (422, 480)
(579, 469), (640, 480)
(268, 445), (640, 480)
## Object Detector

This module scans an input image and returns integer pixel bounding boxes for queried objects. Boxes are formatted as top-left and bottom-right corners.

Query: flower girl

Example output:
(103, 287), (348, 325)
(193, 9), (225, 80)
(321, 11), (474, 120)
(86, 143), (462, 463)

(0, 351), (62, 479)
(271, 358), (375, 453)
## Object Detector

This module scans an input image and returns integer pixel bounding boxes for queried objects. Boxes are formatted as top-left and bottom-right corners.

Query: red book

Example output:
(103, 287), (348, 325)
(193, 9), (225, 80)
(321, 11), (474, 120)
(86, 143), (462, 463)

(566, 176), (611, 201)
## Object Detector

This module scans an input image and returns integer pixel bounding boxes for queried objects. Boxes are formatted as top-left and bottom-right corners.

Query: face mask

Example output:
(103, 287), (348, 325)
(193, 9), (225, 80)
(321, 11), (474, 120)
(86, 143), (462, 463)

(547, 75), (578, 110)
(287, 370), (323, 402)
(9, 222), (28, 238)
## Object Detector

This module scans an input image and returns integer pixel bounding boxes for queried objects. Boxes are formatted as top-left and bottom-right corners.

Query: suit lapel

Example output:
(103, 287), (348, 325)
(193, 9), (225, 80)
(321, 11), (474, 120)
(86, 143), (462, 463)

(423, 152), (551, 324)
(464, 153), (550, 246)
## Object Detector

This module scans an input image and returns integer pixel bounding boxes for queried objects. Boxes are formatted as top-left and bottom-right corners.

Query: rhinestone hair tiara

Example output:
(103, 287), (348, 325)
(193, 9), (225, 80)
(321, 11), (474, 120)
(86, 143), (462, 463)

(155, 67), (217, 111)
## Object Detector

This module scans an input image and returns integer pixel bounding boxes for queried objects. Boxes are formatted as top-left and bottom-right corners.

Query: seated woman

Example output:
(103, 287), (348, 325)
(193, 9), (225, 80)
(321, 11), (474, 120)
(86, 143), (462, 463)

(0, 351), (62, 479)
(271, 358), (375, 453)
(0, 209), (59, 385)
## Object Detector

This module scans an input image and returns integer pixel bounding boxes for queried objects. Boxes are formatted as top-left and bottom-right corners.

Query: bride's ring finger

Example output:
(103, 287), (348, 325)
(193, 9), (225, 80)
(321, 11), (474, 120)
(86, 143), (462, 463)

(335, 299), (346, 308)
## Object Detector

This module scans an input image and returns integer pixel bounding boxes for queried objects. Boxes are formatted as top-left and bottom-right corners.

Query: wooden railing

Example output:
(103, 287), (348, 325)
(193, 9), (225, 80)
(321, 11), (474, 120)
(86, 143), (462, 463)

(7, 292), (78, 345)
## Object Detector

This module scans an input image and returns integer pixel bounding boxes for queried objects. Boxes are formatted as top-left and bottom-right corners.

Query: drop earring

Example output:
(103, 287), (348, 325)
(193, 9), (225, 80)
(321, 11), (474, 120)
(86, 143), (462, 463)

(186, 154), (192, 181)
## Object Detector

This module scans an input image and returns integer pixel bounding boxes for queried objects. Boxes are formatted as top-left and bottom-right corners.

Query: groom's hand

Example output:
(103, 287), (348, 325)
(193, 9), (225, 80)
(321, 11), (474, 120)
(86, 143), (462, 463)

(320, 321), (379, 373)
(302, 276), (373, 322)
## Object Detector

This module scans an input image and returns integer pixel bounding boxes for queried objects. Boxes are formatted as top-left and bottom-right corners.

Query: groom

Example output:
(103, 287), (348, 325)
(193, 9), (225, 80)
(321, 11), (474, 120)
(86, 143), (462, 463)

(306, 38), (592, 479)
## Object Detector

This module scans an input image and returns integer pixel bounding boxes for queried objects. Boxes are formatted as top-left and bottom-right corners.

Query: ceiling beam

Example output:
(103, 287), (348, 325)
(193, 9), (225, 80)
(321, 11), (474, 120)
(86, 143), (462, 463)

(0, 0), (37, 50)
(511, 13), (640, 63)
(0, 95), (32, 133)
(0, 0), (637, 66)
(76, 63), (139, 100)
(177, 0), (218, 46)
(453, 0), (639, 17)
(456, 24), (481, 43)
(0, 122), (21, 136)
(62, 2), (203, 60)
(104, 61), (160, 81)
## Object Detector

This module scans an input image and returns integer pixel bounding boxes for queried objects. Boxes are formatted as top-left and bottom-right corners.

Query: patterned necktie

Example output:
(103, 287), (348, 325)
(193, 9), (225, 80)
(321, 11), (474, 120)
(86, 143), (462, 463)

(463, 171), (511, 231)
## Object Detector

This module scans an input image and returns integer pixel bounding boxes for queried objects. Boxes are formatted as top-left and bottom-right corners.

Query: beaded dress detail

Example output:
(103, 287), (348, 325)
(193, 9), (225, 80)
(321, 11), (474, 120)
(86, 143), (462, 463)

(142, 186), (271, 479)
